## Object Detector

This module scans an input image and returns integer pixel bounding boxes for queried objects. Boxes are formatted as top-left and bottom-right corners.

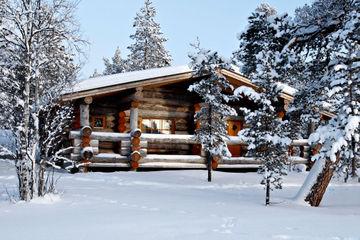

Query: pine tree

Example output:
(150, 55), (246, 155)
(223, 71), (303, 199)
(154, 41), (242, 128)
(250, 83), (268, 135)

(127, 0), (172, 71)
(285, 0), (360, 206)
(103, 47), (127, 75)
(233, 3), (279, 78)
(235, 45), (291, 206)
(188, 41), (237, 182)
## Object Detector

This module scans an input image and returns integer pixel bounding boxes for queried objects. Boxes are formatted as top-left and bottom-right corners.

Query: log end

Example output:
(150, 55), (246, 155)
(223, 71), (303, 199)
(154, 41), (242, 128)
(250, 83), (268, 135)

(130, 161), (139, 170)
(131, 151), (142, 162)
(81, 126), (92, 137)
(131, 128), (142, 138)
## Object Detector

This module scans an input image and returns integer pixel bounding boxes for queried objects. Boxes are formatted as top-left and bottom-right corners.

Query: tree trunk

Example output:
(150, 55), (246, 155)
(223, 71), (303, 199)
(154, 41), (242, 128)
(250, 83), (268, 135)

(265, 178), (270, 206)
(207, 104), (212, 182)
(351, 139), (357, 178)
(305, 155), (340, 207)
(207, 152), (212, 182)
(17, 61), (33, 201)
(38, 160), (46, 197)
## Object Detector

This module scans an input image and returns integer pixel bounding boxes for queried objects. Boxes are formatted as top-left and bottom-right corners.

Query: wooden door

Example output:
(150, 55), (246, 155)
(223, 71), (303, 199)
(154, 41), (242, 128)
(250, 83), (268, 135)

(227, 120), (242, 157)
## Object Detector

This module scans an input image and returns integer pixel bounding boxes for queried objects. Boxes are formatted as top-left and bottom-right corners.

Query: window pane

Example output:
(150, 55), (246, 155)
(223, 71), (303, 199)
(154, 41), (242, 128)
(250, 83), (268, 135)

(142, 119), (173, 134)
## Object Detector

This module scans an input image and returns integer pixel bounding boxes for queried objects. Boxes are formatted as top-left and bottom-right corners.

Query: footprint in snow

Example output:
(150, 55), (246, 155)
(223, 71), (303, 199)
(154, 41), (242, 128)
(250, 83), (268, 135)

(213, 217), (236, 234)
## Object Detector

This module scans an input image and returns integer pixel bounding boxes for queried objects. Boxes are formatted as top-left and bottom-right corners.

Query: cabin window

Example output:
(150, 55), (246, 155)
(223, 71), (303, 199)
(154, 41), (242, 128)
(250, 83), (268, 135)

(91, 116), (106, 129)
(142, 119), (174, 134)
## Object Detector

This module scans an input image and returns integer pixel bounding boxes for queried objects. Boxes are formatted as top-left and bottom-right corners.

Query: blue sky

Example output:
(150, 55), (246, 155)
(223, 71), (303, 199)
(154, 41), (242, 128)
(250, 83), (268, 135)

(77, 0), (313, 78)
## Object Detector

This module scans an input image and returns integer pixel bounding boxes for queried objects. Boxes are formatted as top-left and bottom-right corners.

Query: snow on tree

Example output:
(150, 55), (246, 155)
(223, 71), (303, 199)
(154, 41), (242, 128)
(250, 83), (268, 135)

(235, 42), (292, 205)
(188, 41), (237, 182)
(295, 5), (359, 206)
(38, 103), (74, 196)
(280, 0), (360, 206)
(233, 3), (285, 78)
(233, 12), (294, 205)
(0, 0), (84, 201)
(127, 0), (172, 71)
(103, 47), (127, 75)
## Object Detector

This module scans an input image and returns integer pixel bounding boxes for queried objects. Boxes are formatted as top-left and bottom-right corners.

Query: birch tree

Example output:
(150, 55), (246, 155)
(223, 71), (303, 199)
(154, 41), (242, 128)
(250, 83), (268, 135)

(0, 0), (84, 201)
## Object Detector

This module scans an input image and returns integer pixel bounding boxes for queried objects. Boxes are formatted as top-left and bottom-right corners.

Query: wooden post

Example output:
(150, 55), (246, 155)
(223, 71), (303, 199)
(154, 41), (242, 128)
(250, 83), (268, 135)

(212, 155), (220, 170)
(130, 101), (139, 130)
(80, 126), (92, 172)
(79, 97), (92, 172)
(80, 104), (89, 127)
(130, 128), (142, 170)
(80, 97), (92, 127)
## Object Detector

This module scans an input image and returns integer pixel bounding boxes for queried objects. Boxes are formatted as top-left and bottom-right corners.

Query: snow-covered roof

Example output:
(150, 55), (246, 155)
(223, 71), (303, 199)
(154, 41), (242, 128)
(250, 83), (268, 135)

(72, 65), (192, 93)
(62, 65), (297, 101)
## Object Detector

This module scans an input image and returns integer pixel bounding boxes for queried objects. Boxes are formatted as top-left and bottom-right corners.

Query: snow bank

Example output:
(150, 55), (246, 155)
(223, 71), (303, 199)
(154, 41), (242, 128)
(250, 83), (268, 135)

(30, 194), (61, 205)
(0, 161), (359, 240)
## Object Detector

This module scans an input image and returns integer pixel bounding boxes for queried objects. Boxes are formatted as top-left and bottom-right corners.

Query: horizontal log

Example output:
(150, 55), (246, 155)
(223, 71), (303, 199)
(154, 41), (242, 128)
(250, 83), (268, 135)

(174, 131), (189, 135)
(73, 147), (99, 155)
(91, 153), (129, 163)
(88, 163), (130, 168)
(141, 155), (205, 164)
(146, 149), (189, 155)
(222, 157), (260, 164)
(99, 149), (117, 154)
(217, 164), (261, 169)
(73, 139), (99, 148)
(140, 96), (194, 107)
(124, 109), (191, 119)
(139, 162), (206, 169)
(141, 134), (197, 144)
(140, 103), (190, 113)
(86, 162), (264, 169)
(147, 143), (191, 151)
(121, 140), (148, 148)
(70, 131), (130, 142)
(222, 156), (308, 165)
(121, 148), (147, 156)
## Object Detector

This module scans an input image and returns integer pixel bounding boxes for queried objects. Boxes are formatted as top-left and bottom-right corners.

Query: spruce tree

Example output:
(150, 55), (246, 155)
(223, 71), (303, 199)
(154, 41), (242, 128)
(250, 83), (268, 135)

(235, 44), (291, 205)
(103, 47), (127, 75)
(188, 42), (236, 182)
(283, 0), (360, 206)
(233, 3), (279, 78)
(127, 0), (172, 71)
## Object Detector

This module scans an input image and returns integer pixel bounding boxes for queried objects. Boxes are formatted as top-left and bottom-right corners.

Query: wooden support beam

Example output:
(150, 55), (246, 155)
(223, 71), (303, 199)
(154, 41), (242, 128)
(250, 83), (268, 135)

(80, 104), (90, 127)
(130, 128), (142, 170)
(130, 101), (139, 130)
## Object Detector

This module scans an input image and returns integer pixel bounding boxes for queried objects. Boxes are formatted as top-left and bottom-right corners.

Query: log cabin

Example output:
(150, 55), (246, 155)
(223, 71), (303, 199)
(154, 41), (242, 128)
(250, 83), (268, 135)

(61, 65), (310, 170)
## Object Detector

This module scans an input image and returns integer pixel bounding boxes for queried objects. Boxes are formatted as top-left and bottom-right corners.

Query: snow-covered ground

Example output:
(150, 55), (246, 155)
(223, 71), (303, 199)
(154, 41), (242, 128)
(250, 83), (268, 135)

(0, 160), (359, 240)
